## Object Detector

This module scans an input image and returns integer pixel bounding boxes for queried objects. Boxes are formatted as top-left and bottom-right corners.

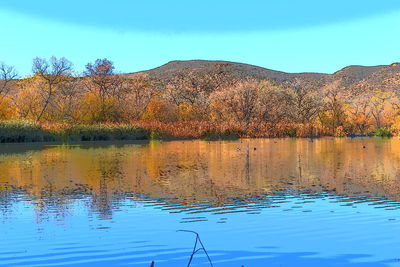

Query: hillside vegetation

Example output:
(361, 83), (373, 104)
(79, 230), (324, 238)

(1, 57), (400, 141)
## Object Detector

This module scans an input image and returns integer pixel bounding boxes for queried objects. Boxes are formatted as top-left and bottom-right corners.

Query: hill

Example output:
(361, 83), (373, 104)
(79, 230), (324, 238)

(129, 60), (400, 93)
(132, 60), (328, 83)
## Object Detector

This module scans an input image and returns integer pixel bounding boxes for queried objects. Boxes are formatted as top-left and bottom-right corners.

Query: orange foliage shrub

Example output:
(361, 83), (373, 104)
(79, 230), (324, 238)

(141, 99), (178, 122)
(0, 97), (17, 119)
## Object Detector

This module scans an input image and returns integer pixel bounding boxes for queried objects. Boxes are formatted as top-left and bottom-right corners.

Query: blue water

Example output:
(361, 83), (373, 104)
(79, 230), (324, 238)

(1, 139), (400, 266)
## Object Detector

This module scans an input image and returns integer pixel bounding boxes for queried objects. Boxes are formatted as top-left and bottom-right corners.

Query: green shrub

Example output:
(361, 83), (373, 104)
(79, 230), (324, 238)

(0, 120), (58, 143)
(286, 128), (297, 138)
(63, 124), (149, 142)
(149, 129), (171, 140)
(201, 129), (240, 141)
(375, 127), (392, 138)
(0, 120), (149, 143)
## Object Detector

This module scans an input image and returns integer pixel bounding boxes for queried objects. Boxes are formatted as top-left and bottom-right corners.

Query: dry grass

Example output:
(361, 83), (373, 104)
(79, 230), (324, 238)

(135, 121), (331, 139)
(135, 121), (243, 140)
(0, 119), (361, 144)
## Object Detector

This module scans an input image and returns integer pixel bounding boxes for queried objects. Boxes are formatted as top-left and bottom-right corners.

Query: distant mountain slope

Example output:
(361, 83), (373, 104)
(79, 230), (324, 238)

(128, 60), (400, 94)
(349, 63), (400, 92)
(330, 65), (386, 88)
(132, 60), (328, 83)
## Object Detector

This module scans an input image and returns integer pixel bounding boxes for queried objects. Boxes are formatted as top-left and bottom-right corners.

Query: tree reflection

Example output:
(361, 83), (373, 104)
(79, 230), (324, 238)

(1, 139), (400, 221)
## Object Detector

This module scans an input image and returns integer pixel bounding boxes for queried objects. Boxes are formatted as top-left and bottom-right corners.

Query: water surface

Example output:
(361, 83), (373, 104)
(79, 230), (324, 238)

(1, 138), (400, 266)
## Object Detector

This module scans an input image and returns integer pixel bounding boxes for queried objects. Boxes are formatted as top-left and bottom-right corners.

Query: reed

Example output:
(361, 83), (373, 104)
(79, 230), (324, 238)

(135, 121), (331, 139)
(61, 124), (149, 142)
(0, 119), (378, 144)
(0, 119), (58, 143)
(0, 120), (149, 143)
(136, 121), (242, 140)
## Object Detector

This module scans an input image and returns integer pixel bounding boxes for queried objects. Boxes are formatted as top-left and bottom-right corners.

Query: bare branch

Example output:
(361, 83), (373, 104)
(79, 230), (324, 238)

(0, 62), (18, 98)
(32, 56), (73, 121)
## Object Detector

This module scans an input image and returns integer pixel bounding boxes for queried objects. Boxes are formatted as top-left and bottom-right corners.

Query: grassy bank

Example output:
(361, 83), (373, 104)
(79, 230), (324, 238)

(0, 120), (58, 143)
(0, 120), (243, 144)
(0, 120), (394, 144)
(58, 124), (148, 142)
(0, 120), (148, 143)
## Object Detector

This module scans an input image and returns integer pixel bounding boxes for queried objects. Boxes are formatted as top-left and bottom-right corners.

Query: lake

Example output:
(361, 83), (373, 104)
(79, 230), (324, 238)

(1, 138), (400, 266)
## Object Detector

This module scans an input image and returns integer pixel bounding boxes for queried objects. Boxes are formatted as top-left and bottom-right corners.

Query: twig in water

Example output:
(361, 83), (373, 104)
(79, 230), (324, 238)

(177, 230), (214, 267)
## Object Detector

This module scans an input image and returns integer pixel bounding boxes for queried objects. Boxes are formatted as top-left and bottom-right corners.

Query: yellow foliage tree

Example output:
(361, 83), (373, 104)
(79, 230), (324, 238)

(142, 99), (178, 122)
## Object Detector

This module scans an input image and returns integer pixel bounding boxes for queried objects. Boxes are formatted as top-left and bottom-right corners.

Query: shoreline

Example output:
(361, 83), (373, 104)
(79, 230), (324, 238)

(0, 135), (388, 146)
(0, 119), (394, 144)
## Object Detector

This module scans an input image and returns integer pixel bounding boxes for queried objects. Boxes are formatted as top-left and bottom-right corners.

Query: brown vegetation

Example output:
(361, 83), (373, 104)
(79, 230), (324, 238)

(2, 58), (400, 139)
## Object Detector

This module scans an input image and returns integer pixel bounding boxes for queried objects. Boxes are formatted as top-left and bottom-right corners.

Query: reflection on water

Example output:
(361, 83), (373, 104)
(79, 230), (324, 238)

(1, 138), (400, 266)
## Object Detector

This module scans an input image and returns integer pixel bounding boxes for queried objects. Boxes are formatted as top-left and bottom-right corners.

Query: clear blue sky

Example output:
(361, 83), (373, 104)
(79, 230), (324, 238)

(1, 0), (400, 75)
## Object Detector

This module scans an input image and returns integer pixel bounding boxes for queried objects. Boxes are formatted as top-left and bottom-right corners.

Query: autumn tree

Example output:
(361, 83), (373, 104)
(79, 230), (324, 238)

(142, 98), (178, 122)
(319, 80), (348, 134)
(83, 59), (126, 122)
(52, 78), (83, 122)
(345, 97), (372, 134)
(369, 90), (394, 129)
(120, 74), (155, 121)
(256, 81), (287, 124)
(282, 78), (323, 123)
(211, 79), (284, 129)
(13, 76), (44, 119)
(32, 56), (73, 121)
(0, 62), (18, 100)
(0, 62), (18, 119)
(164, 64), (236, 120)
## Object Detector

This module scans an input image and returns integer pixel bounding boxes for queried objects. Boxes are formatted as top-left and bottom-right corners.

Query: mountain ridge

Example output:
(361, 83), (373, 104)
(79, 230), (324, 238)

(128, 60), (400, 91)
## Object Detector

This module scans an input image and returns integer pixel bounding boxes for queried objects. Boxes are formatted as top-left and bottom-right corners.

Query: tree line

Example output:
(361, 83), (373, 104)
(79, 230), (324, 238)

(1, 57), (400, 137)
